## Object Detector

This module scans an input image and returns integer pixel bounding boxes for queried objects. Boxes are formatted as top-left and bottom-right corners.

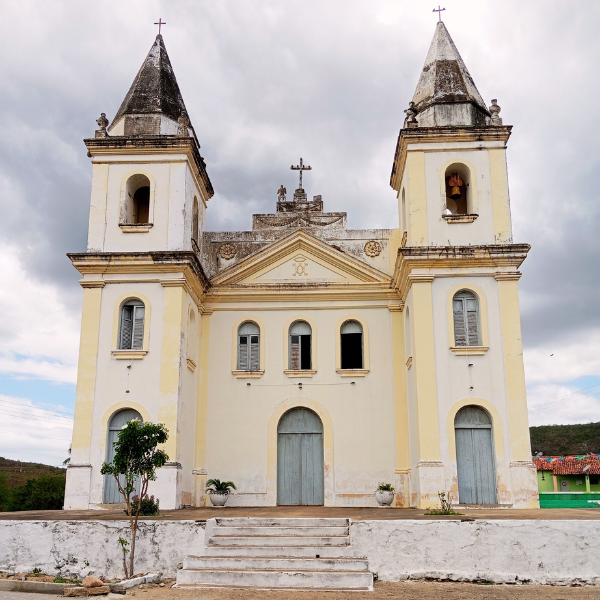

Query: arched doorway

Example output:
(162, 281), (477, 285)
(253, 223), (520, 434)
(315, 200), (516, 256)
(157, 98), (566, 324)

(455, 405), (497, 505)
(277, 408), (324, 506)
(104, 408), (143, 504)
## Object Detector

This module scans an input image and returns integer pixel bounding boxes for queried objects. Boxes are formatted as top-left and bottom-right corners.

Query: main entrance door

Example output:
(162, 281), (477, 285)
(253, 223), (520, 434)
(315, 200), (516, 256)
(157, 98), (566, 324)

(455, 405), (497, 505)
(277, 408), (324, 505)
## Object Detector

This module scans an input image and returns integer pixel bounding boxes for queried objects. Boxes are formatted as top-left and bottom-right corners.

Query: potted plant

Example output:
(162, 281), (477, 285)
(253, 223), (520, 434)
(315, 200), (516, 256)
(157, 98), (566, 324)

(375, 482), (395, 507)
(206, 479), (237, 507)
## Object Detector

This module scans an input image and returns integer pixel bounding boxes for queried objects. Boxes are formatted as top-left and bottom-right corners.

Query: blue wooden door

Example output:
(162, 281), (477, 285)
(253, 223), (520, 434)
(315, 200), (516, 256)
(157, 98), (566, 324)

(103, 409), (143, 504)
(277, 408), (324, 505)
(455, 406), (497, 505)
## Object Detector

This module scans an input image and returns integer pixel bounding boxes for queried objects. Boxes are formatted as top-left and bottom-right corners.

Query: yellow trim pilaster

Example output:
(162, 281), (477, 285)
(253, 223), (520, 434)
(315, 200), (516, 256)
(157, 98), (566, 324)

(411, 276), (440, 461)
(489, 149), (512, 244)
(158, 282), (186, 461)
(390, 304), (410, 506)
(71, 281), (104, 461)
(495, 273), (531, 462)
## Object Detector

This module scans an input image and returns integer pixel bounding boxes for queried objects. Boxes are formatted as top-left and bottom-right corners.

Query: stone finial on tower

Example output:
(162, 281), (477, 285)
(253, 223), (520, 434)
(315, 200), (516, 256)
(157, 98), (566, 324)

(95, 113), (109, 138)
(177, 111), (190, 136)
(489, 99), (503, 125)
(404, 102), (418, 128)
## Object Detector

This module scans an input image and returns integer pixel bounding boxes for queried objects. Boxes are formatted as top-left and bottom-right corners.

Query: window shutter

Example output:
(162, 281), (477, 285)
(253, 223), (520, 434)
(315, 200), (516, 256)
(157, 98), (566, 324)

(453, 298), (467, 347)
(132, 306), (145, 349)
(466, 298), (479, 346)
(290, 335), (300, 370)
(238, 336), (249, 370)
(250, 335), (259, 371)
(120, 306), (133, 349)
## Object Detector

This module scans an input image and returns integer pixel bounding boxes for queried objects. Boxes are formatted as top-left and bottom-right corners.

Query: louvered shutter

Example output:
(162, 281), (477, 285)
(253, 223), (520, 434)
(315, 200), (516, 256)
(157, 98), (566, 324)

(250, 335), (260, 371)
(466, 298), (479, 346)
(132, 305), (145, 349)
(238, 336), (249, 370)
(120, 306), (133, 349)
(290, 335), (300, 370)
(453, 298), (467, 346)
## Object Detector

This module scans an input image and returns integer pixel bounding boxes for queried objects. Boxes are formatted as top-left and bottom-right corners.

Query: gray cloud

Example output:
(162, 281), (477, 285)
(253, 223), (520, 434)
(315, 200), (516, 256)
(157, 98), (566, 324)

(0, 0), (598, 367)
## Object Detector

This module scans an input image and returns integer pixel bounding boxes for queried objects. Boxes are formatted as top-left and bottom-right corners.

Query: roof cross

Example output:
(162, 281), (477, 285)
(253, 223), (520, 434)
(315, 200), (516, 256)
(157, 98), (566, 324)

(290, 158), (312, 190)
(154, 18), (166, 35)
(432, 5), (446, 21)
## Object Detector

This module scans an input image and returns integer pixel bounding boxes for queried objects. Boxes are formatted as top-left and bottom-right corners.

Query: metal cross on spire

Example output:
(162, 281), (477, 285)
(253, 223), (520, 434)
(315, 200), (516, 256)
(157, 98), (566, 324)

(432, 5), (446, 21)
(154, 18), (166, 35)
(290, 158), (312, 190)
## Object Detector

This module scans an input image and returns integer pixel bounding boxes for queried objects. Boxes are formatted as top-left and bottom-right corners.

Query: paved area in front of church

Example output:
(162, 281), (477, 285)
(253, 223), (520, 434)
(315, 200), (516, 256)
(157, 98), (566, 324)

(1, 505), (600, 521)
(1, 582), (599, 600)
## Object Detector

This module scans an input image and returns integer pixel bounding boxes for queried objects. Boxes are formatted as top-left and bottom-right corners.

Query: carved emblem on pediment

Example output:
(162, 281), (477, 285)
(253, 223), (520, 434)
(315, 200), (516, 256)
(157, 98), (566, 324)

(364, 240), (382, 257)
(292, 255), (308, 277)
(218, 243), (237, 260)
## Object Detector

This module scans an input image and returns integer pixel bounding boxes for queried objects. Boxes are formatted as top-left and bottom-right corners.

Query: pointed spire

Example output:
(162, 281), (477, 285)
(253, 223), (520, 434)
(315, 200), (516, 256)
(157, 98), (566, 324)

(410, 22), (490, 127)
(110, 35), (190, 134)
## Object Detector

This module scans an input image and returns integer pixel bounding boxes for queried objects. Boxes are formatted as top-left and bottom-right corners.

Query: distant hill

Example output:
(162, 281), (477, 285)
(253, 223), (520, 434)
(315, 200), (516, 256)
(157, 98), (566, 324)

(530, 422), (600, 457)
(0, 457), (65, 489)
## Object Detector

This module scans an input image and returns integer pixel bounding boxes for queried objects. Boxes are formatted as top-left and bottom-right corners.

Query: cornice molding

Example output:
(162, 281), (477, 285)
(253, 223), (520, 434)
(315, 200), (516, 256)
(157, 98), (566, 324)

(79, 279), (106, 289)
(494, 272), (522, 281)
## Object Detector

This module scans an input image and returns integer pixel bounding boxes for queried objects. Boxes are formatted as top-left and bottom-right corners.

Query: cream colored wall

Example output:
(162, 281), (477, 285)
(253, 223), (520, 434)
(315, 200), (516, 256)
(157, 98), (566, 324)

(203, 304), (397, 507)
(430, 275), (513, 505)
(86, 155), (204, 253)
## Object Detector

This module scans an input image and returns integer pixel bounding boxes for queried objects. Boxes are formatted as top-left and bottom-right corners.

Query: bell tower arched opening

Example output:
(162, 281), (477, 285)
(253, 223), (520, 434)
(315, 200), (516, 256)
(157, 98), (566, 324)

(444, 163), (472, 216)
(124, 174), (151, 224)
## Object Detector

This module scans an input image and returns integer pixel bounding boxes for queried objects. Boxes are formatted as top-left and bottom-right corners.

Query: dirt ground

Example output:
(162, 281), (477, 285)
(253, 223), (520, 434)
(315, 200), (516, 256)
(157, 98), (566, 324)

(125, 581), (600, 599)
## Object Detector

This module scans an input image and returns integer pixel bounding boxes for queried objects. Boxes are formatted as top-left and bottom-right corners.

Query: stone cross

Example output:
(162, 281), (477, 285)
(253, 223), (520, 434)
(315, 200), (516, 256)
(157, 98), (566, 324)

(432, 6), (446, 21)
(154, 19), (166, 35)
(290, 158), (312, 190)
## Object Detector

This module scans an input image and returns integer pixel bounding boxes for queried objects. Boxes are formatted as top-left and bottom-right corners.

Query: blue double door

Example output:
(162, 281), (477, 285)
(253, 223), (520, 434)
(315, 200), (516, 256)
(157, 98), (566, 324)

(277, 408), (324, 506)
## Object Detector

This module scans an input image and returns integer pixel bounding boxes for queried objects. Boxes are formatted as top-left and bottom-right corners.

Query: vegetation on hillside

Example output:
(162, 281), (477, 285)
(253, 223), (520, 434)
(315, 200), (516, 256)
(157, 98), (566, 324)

(530, 422), (600, 456)
(0, 457), (65, 489)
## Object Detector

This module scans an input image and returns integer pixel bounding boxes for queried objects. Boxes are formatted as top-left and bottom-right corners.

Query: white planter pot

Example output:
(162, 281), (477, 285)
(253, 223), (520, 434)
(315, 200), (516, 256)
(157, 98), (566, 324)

(375, 490), (395, 507)
(209, 492), (229, 507)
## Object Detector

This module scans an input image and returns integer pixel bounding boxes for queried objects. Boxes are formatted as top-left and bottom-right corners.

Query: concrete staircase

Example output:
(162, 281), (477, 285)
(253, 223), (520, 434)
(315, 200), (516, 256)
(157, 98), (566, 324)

(176, 518), (373, 591)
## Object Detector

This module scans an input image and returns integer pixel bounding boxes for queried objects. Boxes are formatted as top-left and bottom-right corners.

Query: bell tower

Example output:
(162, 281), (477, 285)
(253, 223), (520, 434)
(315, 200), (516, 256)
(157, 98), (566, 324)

(65, 35), (213, 511)
(391, 22), (538, 509)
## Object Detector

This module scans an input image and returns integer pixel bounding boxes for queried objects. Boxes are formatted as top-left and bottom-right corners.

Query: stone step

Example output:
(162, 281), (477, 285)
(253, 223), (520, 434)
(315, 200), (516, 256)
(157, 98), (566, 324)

(176, 568), (373, 590)
(183, 556), (369, 572)
(201, 545), (357, 558)
(215, 518), (349, 527)
(213, 525), (349, 537)
(209, 536), (350, 547)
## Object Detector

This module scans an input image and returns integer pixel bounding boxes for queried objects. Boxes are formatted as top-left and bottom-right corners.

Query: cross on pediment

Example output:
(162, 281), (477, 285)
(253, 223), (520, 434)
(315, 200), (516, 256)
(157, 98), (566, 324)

(290, 158), (312, 190)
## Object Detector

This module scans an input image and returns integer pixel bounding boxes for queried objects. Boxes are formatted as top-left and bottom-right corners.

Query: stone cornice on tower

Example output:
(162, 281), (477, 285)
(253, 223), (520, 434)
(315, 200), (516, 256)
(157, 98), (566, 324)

(390, 125), (512, 191)
(84, 136), (214, 201)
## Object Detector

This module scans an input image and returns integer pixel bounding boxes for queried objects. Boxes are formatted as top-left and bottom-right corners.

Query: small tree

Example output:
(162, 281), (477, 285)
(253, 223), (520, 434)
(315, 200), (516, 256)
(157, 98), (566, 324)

(100, 420), (168, 578)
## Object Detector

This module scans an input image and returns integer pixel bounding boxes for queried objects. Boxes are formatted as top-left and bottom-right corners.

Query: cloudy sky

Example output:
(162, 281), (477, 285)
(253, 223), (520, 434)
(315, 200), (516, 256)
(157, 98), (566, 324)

(0, 0), (598, 465)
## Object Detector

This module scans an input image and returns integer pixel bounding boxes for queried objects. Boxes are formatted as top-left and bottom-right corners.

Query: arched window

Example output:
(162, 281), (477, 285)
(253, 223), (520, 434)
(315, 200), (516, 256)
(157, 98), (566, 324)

(453, 291), (480, 347)
(289, 321), (311, 370)
(104, 408), (143, 503)
(192, 196), (199, 249)
(340, 320), (363, 370)
(444, 164), (471, 216)
(124, 174), (151, 224)
(238, 321), (260, 371)
(119, 299), (145, 350)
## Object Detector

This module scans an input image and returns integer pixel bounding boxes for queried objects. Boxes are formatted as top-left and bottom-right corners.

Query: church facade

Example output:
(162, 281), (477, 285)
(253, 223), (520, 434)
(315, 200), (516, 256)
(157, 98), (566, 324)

(65, 22), (539, 510)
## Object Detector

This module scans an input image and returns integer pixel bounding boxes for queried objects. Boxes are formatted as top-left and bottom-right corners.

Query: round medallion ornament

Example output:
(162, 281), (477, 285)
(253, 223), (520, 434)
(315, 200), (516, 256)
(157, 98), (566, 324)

(218, 243), (237, 260)
(364, 240), (382, 257)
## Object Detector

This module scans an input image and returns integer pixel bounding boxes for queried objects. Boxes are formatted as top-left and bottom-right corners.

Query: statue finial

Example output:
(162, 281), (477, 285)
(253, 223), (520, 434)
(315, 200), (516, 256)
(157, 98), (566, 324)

(277, 185), (287, 202)
(489, 99), (502, 126)
(95, 112), (109, 138)
(403, 102), (418, 128)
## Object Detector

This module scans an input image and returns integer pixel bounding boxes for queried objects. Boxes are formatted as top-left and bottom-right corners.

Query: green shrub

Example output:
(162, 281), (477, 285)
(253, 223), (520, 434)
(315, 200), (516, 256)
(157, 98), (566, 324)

(6, 475), (65, 511)
(125, 494), (160, 516)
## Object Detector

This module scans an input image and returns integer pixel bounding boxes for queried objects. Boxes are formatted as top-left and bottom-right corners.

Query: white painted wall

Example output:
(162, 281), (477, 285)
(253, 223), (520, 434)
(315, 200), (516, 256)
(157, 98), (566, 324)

(2, 519), (599, 585)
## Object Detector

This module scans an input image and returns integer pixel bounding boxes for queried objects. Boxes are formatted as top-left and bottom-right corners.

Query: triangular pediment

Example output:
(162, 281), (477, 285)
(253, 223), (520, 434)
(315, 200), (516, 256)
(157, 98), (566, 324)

(210, 230), (390, 286)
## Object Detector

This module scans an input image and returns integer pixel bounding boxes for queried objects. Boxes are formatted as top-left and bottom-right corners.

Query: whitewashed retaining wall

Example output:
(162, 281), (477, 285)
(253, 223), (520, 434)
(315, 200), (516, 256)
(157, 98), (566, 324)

(1, 519), (599, 585)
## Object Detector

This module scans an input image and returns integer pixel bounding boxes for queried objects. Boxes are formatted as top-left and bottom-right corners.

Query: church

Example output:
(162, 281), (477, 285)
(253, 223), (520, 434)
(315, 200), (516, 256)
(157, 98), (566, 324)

(64, 21), (539, 510)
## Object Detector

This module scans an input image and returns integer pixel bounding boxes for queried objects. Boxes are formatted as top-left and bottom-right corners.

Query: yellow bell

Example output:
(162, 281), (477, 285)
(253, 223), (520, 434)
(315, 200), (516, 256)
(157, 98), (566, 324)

(450, 186), (462, 200)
